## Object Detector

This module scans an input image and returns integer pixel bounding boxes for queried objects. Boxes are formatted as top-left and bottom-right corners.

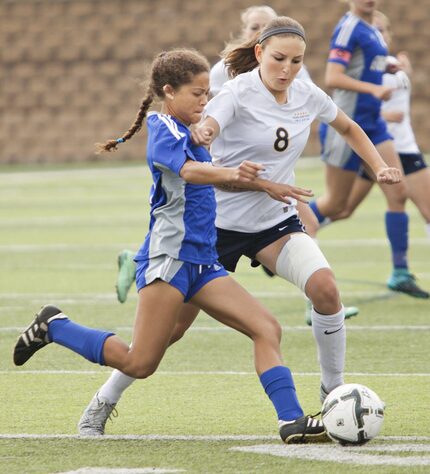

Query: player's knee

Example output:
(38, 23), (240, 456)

(256, 314), (282, 345)
(276, 234), (330, 293)
(266, 315), (282, 343)
(306, 270), (340, 311)
(170, 322), (188, 344)
(126, 360), (159, 379)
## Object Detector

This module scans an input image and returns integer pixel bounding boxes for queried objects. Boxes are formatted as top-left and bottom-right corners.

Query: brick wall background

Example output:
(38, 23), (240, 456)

(1, 0), (430, 163)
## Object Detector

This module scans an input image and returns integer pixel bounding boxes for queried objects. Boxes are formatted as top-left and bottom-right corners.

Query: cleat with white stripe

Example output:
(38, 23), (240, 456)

(13, 305), (67, 366)
(279, 415), (331, 444)
(78, 392), (117, 436)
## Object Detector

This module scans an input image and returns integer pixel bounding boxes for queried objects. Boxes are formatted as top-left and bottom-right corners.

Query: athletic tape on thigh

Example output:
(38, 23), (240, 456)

(275, 233), (331, 292)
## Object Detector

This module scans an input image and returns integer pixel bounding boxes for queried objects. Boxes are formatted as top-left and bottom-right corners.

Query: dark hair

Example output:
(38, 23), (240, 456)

(96, 49), (210, 153)
(224, 16), (306, 78)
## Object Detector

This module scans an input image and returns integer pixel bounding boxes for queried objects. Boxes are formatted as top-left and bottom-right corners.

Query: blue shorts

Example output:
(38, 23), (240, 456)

(358, 152), (428, 180)
(135, 255), (228, 302)
(216, 214), (306, 272)
(321, 116), (392, 172)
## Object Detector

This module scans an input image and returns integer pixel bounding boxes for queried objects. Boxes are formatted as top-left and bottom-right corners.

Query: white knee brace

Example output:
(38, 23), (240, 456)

(275, 233), (331, 292)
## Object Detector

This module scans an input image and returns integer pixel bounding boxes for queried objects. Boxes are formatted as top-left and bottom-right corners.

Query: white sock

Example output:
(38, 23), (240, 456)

(99, 369), (136, 404)
(425, 223), (430, 239)
(311, 305), (345, 393)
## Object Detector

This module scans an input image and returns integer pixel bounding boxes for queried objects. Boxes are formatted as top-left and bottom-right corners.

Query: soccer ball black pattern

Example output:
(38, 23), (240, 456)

(321, 383), (385, 445)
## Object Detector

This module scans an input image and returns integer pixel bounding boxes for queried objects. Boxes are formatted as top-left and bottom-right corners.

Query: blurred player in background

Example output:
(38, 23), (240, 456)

(14, 48), (332, 445)
(76, 16), (401, 438)
(307, 0), (429, 299)
(321, 11), (430, 251)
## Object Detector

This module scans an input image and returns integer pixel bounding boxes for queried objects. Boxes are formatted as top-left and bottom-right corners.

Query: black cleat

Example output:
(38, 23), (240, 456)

(13, 305), (67, 366)
(279, 415), (331, 444)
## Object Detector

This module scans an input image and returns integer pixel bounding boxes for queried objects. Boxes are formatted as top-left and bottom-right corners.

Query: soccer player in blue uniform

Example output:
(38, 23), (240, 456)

(13, 48), (330, 444)
(312, 10), (430, 296)
(308, 0), (428, 298)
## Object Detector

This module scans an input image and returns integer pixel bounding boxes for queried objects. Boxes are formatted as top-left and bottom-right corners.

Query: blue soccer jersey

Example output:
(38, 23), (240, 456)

(328, 12), (388, 123)
(134, 113), (219, 265)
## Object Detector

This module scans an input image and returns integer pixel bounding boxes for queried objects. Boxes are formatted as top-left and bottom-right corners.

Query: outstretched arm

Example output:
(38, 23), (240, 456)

(179, 159), (264, 186)
(329, 109), (402, 184)
(326, 62), (394, 101)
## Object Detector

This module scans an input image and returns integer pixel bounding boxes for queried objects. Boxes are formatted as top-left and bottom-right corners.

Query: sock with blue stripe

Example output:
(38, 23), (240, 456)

(48, 319), (114, 365)
(259, 366), (304, 421)
(309, 200), (327, 224)
(385, 211), (409, 270)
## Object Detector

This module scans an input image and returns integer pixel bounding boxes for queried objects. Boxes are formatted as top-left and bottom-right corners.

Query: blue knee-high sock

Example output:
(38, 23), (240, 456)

(309, 200), (326, 224)
(48, 319), (114, 365)
(259, 366), (304, 421)
(385, 211), (409, 270)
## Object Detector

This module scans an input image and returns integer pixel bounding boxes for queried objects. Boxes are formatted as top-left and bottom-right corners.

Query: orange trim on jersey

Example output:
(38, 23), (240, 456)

(329, 48), (352, 63)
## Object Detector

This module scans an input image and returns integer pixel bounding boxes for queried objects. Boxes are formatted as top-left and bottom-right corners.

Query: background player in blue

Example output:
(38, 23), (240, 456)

(13, 48), (329, 444)
(75, 17), (401, 439)
(307, 0), (428, 298)
(313, 10), (430, 288)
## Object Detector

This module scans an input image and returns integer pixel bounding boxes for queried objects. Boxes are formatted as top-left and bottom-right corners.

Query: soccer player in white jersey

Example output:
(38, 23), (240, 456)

(14, 48), (333, 444)
(76, 17), (401, 438)
(320, 11), (430, 251)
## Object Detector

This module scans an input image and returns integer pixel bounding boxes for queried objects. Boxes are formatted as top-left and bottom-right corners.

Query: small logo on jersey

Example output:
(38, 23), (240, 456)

(329, 48), (351, 63)
(293, 111), (310, 123)
(213, 264), (222, 271)
(278, 225), (289, 231)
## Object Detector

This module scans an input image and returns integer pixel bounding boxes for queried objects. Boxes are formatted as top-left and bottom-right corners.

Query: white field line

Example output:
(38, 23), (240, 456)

(0, 239), (428, 252)
(0, 244), (135, 252)
(2, 325), (430, 333)
(2, 370), (430, 377)
(0, 166), (146, 182)
(231, 443), (430, 466)
(0, 433), (428, 441)
(0, 290), (402, 302)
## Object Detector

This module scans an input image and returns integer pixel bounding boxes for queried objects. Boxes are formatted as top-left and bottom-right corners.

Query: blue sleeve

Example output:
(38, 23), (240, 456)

(152, 121), (197, 176)
(328, 24), (358, 67)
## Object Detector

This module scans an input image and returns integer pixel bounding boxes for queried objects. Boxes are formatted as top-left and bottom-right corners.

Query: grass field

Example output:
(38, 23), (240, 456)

(1, 159), (429, 473)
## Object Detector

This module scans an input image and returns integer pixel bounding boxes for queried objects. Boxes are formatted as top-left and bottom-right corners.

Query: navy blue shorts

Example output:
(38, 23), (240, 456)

(358, 152), (428, 181)
(135, 255), (228, 302)
(216, 214), (306, 272)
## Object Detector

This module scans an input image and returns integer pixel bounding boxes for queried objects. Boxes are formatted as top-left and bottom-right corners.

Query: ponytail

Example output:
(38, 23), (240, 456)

(95, 86), (155, 153)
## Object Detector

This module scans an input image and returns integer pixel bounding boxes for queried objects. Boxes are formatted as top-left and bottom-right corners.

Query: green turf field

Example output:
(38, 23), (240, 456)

(1, 159), (429, 473)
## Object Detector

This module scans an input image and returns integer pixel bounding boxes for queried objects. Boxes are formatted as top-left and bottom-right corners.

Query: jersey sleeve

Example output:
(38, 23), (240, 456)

(327, 24), (357, 67)
(152, 118), (197, 176)
(204, 84), (237, 132)
(311, 84), (339, 124)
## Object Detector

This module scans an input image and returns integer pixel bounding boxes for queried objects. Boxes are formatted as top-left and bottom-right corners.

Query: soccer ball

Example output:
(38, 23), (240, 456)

(321, 383), (385, 445)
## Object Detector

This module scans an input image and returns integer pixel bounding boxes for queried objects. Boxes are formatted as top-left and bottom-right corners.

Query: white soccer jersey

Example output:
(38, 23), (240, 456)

(205, 68), (338, 232)
(209, 59), (313, 96)
(382, 59), (419, 154)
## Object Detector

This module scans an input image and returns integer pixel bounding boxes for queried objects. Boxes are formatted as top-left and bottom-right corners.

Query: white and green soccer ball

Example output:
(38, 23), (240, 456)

(321, 383), (385, 445)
